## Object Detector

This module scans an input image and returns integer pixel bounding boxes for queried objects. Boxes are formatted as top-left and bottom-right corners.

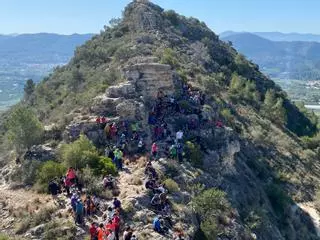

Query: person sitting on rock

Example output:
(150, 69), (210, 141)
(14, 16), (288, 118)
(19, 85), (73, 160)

(103, 175), (114, 189)
(145, 179), (156, 191)
(113, 197), (121, 210)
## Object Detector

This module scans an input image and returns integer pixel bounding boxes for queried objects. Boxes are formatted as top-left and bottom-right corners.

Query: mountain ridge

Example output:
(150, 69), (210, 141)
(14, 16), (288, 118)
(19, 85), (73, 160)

(1, 1), (320, 239)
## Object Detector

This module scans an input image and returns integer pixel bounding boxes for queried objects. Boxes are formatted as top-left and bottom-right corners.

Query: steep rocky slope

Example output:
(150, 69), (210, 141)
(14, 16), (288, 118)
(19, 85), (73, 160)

(1, 1), (320, 240)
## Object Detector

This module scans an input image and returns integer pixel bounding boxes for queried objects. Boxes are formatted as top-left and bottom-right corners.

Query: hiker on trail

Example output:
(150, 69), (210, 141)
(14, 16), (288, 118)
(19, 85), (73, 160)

(96, 117), (101, 124)
(110, 123), (118, 139)
(106, 219), (115, 231)
(151, 193), (161, 210)
(113, 197), (121, 210)
(155, 184), (167, 194)
(153, 216), (163, 233)
(105, 123), (111, 139)
(169, 144), (177, 159)
(71, 193), (78, 212)
(145, 164), (158, 180)
(101, 116), (107, 128)
(177, 143), (183, 163)
(113, 148), (123, 171)
(106, 206), (115, 221)
(48, 180), (60, 199)
(112, 212), (121, 240)
(85, 196), (95, 216)
(145, 179), (156, 192)
(90, 222), (98, 240)
(66, 167), (77, 184)
(151, 142), (158, 160)
(75, 199), (84, 225)
(108, 147), (115, 161)
(97, 223), (106, 240)
(174, 230), (185, 240)
(148, 112), (157, 125)
(123, 226), (133, 240)
(216, 120), (223, 128)
(137, 138), (144, 154)
(176, 130), (183, 142)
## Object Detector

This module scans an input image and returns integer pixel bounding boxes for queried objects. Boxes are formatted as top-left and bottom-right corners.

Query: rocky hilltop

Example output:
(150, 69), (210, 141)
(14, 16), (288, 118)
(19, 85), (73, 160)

(1, 1), (320, 240)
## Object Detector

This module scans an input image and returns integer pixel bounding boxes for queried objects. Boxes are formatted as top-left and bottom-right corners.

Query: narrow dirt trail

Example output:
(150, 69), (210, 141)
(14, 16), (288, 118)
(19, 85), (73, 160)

(298, 202), (320, 237)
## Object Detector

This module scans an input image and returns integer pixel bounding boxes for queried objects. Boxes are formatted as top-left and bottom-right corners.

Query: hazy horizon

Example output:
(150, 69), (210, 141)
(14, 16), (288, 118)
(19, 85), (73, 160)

(0, 0), (319, 35)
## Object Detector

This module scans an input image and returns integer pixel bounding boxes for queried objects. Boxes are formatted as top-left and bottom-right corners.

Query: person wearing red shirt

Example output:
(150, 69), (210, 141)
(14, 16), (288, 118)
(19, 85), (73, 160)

(105, 219), (115, 232)
(89, 222), (98, 240)
(66, 167), (76, 184)
(96, 117), (101, 124)
(112, 214), (120, 240)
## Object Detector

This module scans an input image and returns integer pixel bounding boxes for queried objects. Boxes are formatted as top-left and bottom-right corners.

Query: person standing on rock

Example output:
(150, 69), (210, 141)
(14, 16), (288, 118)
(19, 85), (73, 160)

(75, 199), (84, 225)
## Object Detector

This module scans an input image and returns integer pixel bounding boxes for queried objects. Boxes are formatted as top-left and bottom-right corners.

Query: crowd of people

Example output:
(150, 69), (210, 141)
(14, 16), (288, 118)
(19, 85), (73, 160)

(46, 81), (231, 239)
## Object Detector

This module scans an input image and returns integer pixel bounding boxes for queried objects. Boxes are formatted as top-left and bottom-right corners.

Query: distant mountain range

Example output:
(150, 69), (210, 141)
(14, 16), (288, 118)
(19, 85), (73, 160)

(220, 31), (320, 42)
(0, 33), (94, 110)
(0, 33), (94, 64)
(221, 32), (320, 80)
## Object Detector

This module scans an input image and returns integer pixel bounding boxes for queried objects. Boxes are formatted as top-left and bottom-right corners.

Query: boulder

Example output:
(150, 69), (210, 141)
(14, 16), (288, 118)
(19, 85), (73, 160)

(124, 63), (175, 99)
(107, 82), (136, 98)
(24, 144), (55, 161)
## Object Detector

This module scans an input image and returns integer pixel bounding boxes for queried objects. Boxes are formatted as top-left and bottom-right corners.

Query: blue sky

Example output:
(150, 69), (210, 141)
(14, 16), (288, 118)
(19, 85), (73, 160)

(0, 0), (319, 35)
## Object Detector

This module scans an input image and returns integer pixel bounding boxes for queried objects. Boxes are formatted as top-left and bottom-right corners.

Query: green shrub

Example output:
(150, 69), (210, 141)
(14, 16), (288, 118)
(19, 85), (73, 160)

(185, 141), (203, 167)
(265, 183), (291, 216)
(43, 220), (77, 240)
(192, 188), (231, 239)
(164, 10), (179, 26)
(36, 161), (66, 192)
(59, 134), (97, 169)
(163, 178), (179, 193)
(220, 108), (233, 123)
(262, 90), (287, 125)
(160, 48), (179, 68)
(97, 157), (117, 176)
(5, 105), (44, 151)
(11, 160), (42, 185)
(78, 167), (105, 198)
(0, 233), (10, 240)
